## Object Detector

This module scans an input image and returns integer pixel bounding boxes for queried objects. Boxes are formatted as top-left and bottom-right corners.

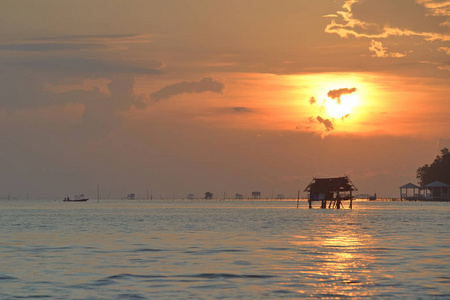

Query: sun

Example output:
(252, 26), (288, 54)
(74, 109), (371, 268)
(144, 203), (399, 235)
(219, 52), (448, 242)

(324, 93), (358, 119)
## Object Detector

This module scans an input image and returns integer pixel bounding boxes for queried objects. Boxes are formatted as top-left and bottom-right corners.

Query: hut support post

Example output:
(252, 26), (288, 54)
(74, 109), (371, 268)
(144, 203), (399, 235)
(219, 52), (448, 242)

(349, 191), (353, 209)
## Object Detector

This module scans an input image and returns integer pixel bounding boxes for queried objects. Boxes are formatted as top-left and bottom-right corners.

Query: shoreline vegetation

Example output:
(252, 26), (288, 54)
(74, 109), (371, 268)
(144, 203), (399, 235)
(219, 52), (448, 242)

(417, 147), (450, 188)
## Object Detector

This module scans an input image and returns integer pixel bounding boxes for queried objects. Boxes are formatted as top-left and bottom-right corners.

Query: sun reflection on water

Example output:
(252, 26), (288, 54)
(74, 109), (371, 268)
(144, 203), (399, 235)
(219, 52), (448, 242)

(287, 227), (376, 298)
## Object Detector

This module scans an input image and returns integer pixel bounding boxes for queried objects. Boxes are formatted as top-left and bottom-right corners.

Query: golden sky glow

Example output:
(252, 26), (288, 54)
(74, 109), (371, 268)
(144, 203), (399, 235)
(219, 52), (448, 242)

(0, 0), (449, 198)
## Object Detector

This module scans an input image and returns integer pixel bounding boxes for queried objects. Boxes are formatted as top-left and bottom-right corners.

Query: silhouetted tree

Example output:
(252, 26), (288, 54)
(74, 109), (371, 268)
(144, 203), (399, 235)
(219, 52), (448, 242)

(416, 148), (450, 186)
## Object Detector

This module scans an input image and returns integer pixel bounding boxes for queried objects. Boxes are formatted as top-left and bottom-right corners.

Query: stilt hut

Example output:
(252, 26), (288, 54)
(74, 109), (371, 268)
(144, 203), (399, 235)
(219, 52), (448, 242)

(304, 176), (357, 209)
(251, 191), (261, 199)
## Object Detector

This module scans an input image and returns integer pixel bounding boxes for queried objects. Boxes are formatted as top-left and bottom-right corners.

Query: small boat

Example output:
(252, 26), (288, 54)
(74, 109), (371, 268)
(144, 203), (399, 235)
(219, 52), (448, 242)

(63, 194), (89, 202)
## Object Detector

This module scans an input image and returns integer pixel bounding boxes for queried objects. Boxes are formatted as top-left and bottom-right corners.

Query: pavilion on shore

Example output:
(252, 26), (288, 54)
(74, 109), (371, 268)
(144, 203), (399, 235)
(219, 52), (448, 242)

(399, 181), (450, 201)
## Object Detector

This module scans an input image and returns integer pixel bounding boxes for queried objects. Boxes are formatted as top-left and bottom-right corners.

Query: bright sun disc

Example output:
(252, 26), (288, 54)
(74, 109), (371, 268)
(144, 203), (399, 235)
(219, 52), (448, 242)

(325, 93), (358, 118)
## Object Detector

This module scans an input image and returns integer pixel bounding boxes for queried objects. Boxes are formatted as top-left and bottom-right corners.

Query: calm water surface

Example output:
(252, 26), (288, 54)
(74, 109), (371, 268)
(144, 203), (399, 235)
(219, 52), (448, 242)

(0, 200), (449, 299)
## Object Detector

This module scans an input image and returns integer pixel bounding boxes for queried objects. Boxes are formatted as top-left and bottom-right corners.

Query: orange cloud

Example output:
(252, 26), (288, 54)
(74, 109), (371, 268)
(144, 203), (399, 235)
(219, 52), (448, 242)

(438, 46), (450, 55)
(325, 0), (450, 41)
(369, 40), (406, 58)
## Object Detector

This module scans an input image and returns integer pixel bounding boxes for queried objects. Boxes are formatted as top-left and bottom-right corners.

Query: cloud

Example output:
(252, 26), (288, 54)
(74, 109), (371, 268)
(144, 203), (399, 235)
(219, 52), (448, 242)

(419, 60), (450, 71)
(327, 87), (357, 104)
(0, 65), (144, 137)
(78, 76), (145, 137)
(437, 64), (450, 71)
(369, 40), (407, 58)
(0, 43), (108, 52)
(49, 75), (147, 138)
(325, 0), (450, 41)
(306, 87), (357, 135)
(232, 107), (253, 113)
(150, 77), (224, 101)
(0, 34), (153, 53)
(13, 57), (163, 76)
(30, 33), (152, 42)
(417, 0), (450, 16)
(317, 116), (334, 131)
(438, 46), (450, 55)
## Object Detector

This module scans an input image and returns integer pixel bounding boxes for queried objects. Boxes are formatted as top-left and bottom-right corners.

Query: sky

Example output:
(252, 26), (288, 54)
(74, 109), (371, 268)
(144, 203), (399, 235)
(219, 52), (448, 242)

(0, 0), (449, 199)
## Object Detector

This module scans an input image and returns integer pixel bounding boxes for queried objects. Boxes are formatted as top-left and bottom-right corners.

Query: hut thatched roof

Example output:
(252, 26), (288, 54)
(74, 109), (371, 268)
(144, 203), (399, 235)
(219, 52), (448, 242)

(304, 176), (357, 193)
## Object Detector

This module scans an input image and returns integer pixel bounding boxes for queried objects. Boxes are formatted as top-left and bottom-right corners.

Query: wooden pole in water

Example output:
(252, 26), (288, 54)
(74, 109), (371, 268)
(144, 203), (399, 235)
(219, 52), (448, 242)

(297, 190), (300, 208)
(97, 184), (100, 203)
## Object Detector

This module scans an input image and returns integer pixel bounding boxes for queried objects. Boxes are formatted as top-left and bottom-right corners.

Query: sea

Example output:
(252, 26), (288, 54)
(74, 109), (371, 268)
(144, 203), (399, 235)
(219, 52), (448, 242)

(0, 199), (449, 299)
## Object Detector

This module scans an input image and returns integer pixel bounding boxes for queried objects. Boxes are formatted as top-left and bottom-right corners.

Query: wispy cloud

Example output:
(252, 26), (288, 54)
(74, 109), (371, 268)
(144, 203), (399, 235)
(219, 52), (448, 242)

(322, 14), (339, 18)
(369, 40), (406, 58)
(0, 34), (153, 53)
(232, 107), (253, 113)
(0, 43), (108, 52)
(438, 46), (450, 55)
(13, 57), (164, 76)
(150, 77), (224, 101)
(325, 0), (450, 42)
(417, 0), (450, 16)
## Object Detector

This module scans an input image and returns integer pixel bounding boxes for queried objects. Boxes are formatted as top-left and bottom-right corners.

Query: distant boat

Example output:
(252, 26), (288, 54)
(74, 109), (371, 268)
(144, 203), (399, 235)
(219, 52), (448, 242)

(63, 194), (89, 202)
(369, 193), (377, 201)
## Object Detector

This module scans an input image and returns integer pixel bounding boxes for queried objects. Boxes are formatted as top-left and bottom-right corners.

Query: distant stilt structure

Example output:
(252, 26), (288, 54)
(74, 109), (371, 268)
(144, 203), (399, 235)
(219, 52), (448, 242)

(251, 191), (261, 199)
(304, 176), (357, 209)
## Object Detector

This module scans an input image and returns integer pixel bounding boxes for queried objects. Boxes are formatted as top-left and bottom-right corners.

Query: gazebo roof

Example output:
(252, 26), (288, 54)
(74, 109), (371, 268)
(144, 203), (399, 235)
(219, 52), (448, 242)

(399, 183), (420, 189)
(425, 181), (450, 188)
